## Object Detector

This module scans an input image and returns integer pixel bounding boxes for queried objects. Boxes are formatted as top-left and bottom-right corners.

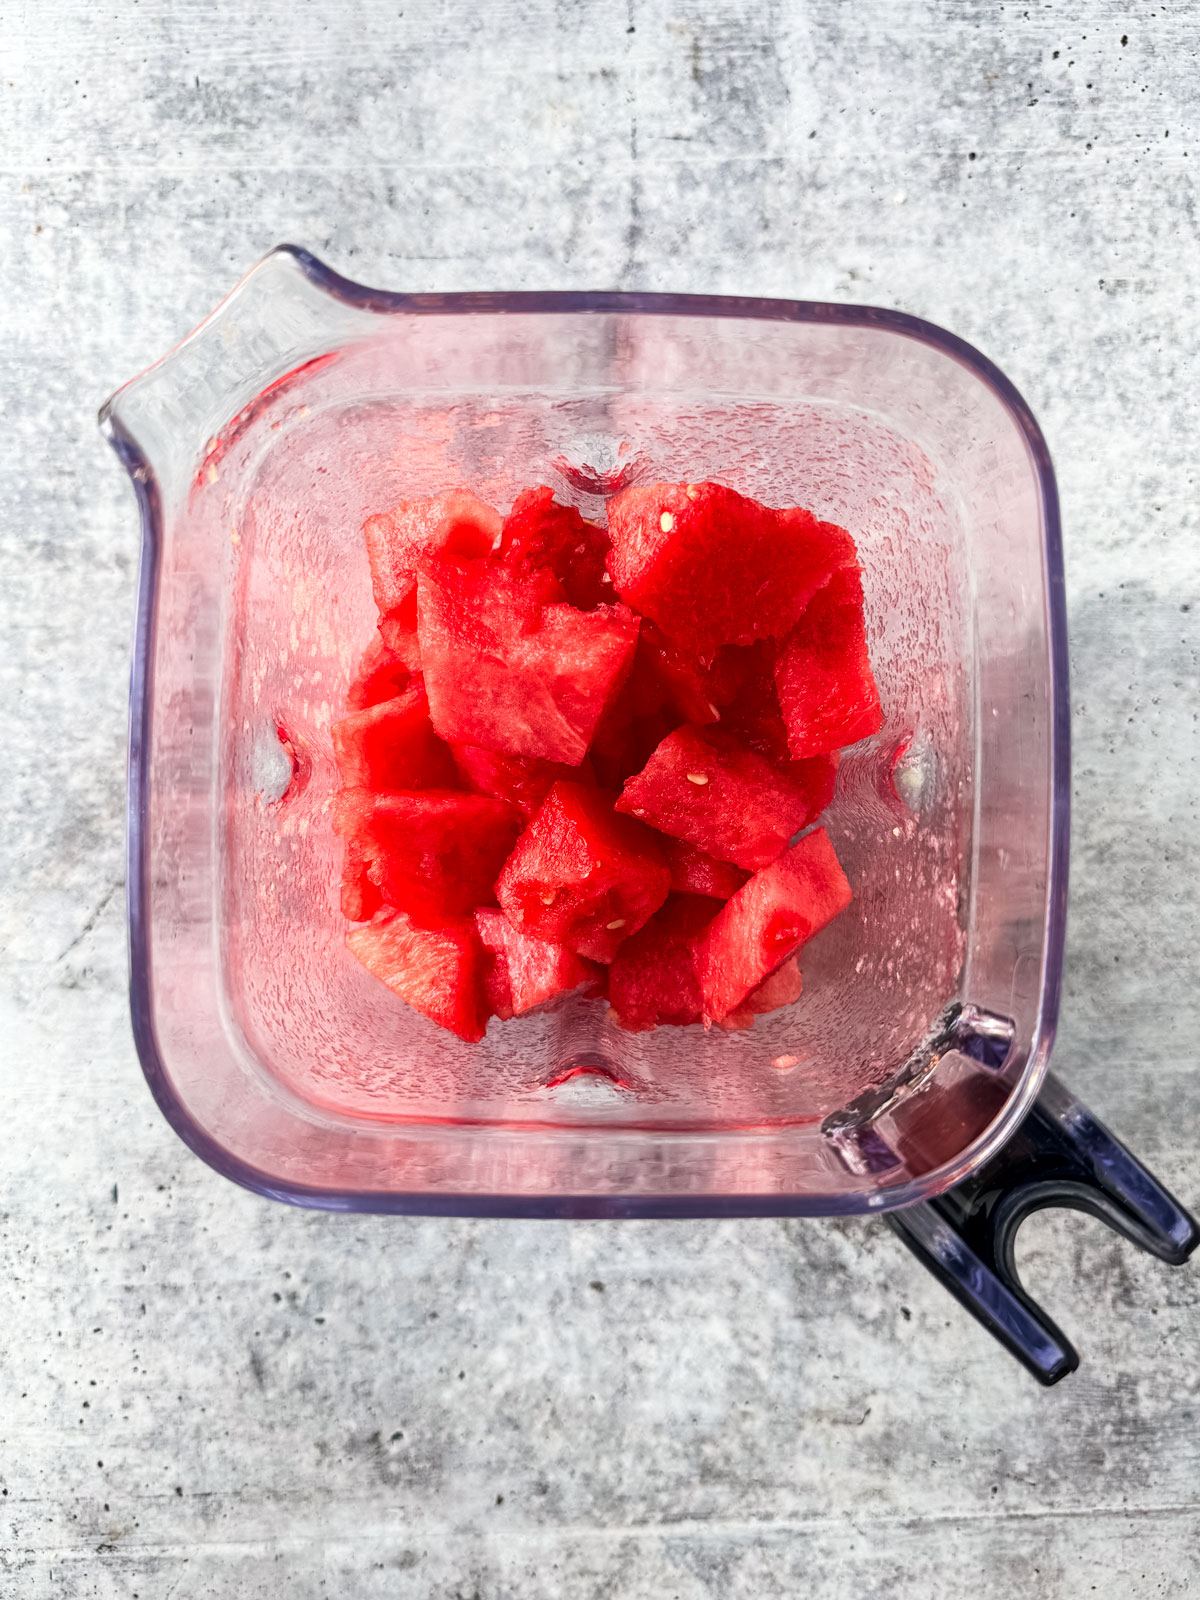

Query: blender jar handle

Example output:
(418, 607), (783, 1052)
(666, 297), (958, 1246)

(885, 1071), (1199, 1384)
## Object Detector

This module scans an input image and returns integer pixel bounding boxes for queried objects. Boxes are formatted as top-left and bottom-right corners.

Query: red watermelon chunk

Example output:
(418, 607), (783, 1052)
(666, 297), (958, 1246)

(715, 639), (789, 761)
(450, 742), (594, 817)
(606, 482), (858, 658)
(346, 634), (411, 711)
(718, 957), (805, 1031)
(481, 943), (515, 1020)
(350, 790), (522, 926)
(615, 724), (827, 872)
(607, 894), (717, 1032)
(363, 488), (500, 616)
(586, 630), (683, 789)
(417, 557), (639, 765)
(499, 486), (610, 611)
(712, 640), (844, 810)
(494, 781), (670, 962)
(637, 620), (721, 725)
(775, 569), (883, 759)
(475, 908), (602, 1016)
(695, 829), (852, 1022)
(745, 955), (805, 1012)
(377, 592), (423, 671)
(784, 751), (840, 818)
(339, 835), (383, 923)
(589, 705), (681, 792)
(659, 837), (749, 901)
(347, 908), (488, 1043)
(587, 651), (679, 786)
(331, 682), (459, 793)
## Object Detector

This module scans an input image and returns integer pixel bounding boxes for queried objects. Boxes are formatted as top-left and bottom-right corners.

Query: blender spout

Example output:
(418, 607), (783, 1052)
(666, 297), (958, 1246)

(97, 245), (373, 511)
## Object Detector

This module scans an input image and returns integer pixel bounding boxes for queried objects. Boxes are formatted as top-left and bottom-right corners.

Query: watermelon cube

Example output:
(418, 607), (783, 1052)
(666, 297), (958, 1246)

(745, 955), (805, 1012)
(494, 781), (670, 962)
(417, 557), (639, 765)
(659, 836), (749, 901)
(615, 724), (829, 872)
(339, 834), (383, 923)
(774, 569), (884, 759)
(363, 488), (500, 616)
(717, 957), (804, 1031)
(481, 943), (515, 1020)
(607, 894), (717, 1032)
(348, 789), (522, 926)
(695, 828), (852, 1022)
(606, 482), (858, 658)
(589, 706), (681, 793)
(450, 742), (594, 818)
(783, 751), (840, 817)
(377, 593), (423, 672)
(475, 908), (602, 1017)
(636, 620), (721, 725)
(345, 634), (411, 711)
(714, 639), (789, 762)
(347, 908), (488, 1043)
(331, 682), (459, 792)
(499, 486), (610, 611)
(586, 631), (682, 789)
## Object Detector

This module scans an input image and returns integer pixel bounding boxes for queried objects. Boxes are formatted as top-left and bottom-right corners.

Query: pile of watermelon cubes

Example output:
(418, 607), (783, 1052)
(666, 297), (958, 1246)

(331, 481), (882, 1043)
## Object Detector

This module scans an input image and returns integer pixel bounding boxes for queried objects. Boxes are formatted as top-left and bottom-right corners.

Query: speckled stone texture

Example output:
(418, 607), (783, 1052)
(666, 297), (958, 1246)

(2, 3), (1199, 1596)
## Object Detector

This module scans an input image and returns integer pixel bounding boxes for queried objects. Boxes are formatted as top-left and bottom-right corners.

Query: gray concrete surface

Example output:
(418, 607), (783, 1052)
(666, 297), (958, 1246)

(3, 2), (1199, 1595)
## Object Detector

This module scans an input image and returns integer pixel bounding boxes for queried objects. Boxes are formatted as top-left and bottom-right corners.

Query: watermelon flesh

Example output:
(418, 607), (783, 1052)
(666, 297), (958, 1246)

(499, 486), (610, 611)
(636, 620), (721, 725)
(338, 788), (521, 926)
(377, 595), (423, 671)
(715, 639), (790, 761)
(606, 482), (857, 659)
(339, 834), (383, 923)
(417, 557), (639, 765)
(334, 478), (871, 1042)
(345, 634), (411, 711)
(347, 908), (488, 1043)
(695, 828), (852, 1023)
(718, 957), (805, 1031)
(607, 894), (717, 1031)
(586, 639), (682, 789)
(364, 488), (500, 616)
(659, 837), (749, 901)
(494, 781), (670, 962)
(615, 724), (832, 872)
(450, 742), (594, 818)
(331, 682), (459, 793)
(475, 907), (602, 1017)
(775, 569), (883, 759)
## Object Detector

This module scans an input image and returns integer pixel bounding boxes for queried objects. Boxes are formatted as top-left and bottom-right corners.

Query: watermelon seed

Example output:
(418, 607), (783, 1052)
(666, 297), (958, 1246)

(686, 773), (709, 786)
(540, 890), (557, 905)
(606, 918), (627, 931)
(660, 511), (675, 532)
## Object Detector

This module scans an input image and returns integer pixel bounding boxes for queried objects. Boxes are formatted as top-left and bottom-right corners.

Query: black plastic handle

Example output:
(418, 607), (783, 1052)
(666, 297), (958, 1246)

(885, 1072), (1199, 1384)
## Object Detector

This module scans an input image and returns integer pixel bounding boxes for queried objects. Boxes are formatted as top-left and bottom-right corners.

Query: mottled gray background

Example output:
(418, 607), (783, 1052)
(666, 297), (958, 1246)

(3, 2), (1199, 1595)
